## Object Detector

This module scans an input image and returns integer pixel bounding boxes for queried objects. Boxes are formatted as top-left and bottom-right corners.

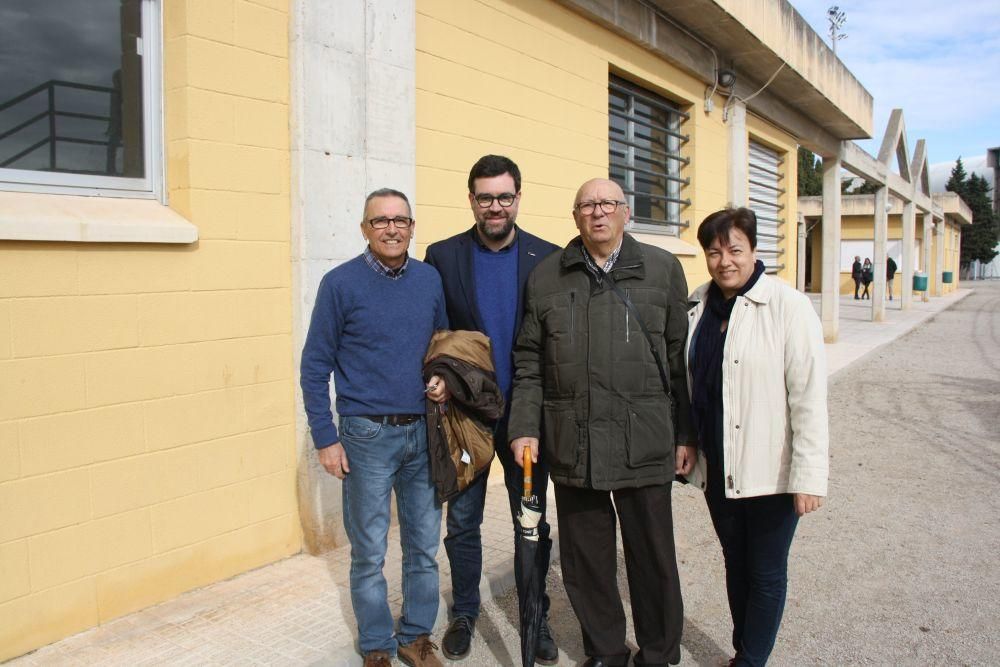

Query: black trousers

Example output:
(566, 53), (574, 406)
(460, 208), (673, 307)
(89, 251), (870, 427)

(705, 466), (798, 667)
(555, 482), (683, 666)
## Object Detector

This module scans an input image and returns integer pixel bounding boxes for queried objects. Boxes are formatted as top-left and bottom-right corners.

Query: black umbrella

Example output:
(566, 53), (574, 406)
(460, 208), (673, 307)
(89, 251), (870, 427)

(515, 449), (545, 667)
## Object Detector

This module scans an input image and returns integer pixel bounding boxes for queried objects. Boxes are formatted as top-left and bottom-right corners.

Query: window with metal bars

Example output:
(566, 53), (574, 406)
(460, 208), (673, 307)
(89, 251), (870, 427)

(608, 75), (690, 235)
(748, 140), (786, 273)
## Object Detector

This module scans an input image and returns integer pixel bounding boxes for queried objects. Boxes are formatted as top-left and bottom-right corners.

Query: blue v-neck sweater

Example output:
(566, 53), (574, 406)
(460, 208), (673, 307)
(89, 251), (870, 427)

(300, 255), (448, 448)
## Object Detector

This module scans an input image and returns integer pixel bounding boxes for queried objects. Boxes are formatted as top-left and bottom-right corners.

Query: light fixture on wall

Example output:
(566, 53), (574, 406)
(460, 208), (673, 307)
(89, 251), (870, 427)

(717, 68), (736, 89)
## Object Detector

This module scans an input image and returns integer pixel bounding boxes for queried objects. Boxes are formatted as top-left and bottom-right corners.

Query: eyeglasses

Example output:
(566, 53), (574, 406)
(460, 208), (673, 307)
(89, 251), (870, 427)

(367, 216), (413, 230)
(473, 193), (517, 208)
(574, 199), (626, 216)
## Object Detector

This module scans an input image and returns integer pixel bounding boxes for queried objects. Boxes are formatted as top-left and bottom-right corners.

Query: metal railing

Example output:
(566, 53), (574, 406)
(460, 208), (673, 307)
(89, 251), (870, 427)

(0, 78), (121, 174)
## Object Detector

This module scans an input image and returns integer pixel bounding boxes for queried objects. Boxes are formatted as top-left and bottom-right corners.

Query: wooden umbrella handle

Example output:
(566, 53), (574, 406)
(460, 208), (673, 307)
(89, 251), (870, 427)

(523, 448), (533, 498)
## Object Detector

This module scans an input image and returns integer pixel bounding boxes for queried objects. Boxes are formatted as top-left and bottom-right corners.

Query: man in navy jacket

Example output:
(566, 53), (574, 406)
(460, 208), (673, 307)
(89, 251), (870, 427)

(424, 155), (559, 663)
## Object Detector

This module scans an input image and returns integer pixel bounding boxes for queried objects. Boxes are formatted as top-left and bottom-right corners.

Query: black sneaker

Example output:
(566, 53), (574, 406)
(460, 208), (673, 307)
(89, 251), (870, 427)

(442, 615), (475, 660)
(535, 617), (559, 665)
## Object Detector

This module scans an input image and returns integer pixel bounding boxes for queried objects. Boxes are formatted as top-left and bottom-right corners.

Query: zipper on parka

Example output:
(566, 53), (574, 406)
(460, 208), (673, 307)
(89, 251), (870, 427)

(624, 288), (629, 342)
(569, 291), (576, 344)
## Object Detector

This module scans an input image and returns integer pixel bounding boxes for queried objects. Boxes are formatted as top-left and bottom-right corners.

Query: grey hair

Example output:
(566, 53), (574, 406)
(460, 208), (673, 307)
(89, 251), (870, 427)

(363, 188), (411, 218)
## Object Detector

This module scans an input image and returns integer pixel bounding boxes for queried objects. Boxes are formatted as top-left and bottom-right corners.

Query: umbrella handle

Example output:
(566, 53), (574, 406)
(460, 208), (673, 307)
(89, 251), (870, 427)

(523, 448), (533, 498)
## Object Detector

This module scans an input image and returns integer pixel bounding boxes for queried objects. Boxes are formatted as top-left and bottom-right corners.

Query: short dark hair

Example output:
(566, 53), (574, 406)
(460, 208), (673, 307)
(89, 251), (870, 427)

(697, 207), (758, 250)
(363, 188), (411, 218)
(468, 155), (521, 193)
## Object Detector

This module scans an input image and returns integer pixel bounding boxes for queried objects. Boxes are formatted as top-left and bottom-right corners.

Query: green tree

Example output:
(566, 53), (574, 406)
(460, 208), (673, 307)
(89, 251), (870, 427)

(797, 147), (822, 196)
(946, 158), (999, 265)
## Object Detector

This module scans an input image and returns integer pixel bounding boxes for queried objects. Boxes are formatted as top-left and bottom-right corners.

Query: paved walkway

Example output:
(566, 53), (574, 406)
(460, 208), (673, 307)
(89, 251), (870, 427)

(6, 288), (972, 666)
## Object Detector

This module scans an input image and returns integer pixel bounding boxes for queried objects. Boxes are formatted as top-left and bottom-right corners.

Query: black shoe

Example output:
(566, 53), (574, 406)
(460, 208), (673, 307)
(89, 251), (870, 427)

(442, 615), (474, 660)
(534, 618), (558, 665)
(582, 653), (630, 667)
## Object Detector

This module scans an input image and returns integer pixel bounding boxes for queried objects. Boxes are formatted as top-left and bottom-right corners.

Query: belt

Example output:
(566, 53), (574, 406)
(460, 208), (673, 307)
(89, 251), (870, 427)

(360, 414), (423, 426)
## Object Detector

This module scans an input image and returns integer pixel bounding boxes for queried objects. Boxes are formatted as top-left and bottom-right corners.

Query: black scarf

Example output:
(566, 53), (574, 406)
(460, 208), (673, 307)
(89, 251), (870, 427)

(690, 260), (766, 461)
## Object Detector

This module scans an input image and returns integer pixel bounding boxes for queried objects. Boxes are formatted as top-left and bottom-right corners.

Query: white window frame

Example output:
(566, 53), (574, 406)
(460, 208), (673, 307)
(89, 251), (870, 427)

(609, 75), (690, 237)
(0, 0), (163, 201)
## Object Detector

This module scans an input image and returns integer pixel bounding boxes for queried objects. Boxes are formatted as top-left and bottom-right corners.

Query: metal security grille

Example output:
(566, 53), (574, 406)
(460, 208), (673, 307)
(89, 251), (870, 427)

(748, 140), (785, 273)
(609, 75), (690, 234)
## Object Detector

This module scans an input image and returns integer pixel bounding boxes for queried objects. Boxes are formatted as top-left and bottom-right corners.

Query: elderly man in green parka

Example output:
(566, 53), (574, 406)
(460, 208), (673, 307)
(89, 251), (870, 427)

(508, 178), (697, 667)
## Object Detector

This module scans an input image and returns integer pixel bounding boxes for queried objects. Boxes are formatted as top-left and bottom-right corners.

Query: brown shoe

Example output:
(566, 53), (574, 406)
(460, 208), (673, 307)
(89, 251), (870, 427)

(364, 650), (392, 667)
(397, 635), (442, 667)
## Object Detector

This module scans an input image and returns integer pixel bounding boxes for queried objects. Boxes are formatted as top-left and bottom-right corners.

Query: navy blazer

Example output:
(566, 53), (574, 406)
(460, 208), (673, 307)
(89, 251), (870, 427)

(424, 225), (559, 336)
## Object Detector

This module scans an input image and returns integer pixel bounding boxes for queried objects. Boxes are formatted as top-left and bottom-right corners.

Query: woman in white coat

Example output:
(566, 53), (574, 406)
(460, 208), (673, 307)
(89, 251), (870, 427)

(683, 208), (829, 667)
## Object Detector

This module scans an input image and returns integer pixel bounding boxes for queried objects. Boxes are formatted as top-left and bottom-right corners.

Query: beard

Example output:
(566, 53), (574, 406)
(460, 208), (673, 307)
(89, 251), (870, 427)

(477, 214), (516, 242)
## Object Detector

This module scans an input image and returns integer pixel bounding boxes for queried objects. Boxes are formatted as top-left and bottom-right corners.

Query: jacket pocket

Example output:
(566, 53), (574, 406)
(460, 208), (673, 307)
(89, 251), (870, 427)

(625, 396), (674, 468)
(542, 399), (582, 471)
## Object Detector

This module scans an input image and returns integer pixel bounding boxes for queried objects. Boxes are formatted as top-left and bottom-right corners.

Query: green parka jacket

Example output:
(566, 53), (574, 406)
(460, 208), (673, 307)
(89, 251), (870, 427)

(507, 233), (695, 490)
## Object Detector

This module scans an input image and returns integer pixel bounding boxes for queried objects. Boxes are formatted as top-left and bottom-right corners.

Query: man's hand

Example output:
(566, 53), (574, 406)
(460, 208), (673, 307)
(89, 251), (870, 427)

(318, 443), (350, 480)
(425, 375), (450, 404)
(793, 493), (824, 516)
(674, 444), (697, 476)
(511, 437), (539, 467)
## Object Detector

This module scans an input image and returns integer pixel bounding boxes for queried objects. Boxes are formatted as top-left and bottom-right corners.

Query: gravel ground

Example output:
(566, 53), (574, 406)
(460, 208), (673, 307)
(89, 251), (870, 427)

(455, 282), (1000, 666)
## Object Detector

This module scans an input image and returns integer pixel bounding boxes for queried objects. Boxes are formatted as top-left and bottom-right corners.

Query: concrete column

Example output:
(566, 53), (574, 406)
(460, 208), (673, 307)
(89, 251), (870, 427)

(291, 0), (417, 554)
(922, 213), (933, 301)
(935, 221), (945, 296)
(872, 187), (889, 322)
(796, 212), (806, 291)
(901, 201), (915, 309)
(727, 100), (748, 207)
(821, 156), (841, 342)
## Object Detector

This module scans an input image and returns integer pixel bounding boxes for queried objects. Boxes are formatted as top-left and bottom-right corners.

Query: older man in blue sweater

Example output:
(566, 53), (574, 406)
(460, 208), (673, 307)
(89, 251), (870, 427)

(301, 188), (449, 667)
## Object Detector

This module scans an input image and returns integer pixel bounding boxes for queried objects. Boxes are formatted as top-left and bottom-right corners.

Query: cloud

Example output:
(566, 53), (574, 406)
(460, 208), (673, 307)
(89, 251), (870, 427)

(793, 1), (1000, 164)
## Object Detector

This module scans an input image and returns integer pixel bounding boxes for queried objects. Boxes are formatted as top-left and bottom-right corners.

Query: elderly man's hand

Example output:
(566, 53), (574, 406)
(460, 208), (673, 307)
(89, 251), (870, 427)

(674, 444), (697, 475)
(425, 375), (450, 404)
(318, 443), (349, 479)
(511, 437), (539, 467)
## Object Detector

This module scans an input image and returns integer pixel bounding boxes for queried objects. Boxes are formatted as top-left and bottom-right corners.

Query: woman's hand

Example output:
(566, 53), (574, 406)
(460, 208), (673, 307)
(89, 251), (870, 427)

(793, 493), (824, 516)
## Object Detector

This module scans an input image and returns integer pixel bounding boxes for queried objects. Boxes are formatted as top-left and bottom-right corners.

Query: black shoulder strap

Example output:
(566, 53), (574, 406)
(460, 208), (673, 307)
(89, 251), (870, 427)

(604, 273), (672, 399)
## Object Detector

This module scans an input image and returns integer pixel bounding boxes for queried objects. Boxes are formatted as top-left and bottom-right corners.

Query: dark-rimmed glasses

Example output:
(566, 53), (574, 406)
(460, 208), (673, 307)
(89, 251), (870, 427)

(473, 193), (517, 208)
(367, 216), (413, 230)
(574, 199), (626, 216)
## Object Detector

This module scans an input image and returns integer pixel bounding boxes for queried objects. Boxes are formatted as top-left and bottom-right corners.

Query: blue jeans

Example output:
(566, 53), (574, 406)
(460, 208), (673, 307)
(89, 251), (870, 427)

(443, 421), (551, 619)
(705, 464), (799, 667)
(340, 416), (442, 654)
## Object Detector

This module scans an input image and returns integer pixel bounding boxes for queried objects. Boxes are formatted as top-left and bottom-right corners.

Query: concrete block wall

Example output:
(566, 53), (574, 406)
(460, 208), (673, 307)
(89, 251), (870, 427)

(290, 0), (418, 555)
(0, 1), (300, 660)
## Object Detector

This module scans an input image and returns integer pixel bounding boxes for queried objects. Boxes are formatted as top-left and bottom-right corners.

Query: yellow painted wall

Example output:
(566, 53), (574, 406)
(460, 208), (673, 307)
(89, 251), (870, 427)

(0, 1), (300, 660)
(414, 0), (799, 292)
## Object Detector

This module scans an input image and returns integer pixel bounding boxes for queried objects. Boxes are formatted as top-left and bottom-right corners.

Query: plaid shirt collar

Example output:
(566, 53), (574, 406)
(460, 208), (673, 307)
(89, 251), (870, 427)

(581, 239), (623, 278)
(363, 246), (409, 280)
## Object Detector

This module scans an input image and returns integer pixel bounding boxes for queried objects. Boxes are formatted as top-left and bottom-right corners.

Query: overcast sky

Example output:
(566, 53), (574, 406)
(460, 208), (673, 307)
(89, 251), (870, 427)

(793, 0), (999, 173)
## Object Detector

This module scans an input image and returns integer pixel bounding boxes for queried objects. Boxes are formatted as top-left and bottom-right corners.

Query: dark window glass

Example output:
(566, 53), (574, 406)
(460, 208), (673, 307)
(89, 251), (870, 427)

(0, 0), (144, 178)
(608, 75), (689, 232)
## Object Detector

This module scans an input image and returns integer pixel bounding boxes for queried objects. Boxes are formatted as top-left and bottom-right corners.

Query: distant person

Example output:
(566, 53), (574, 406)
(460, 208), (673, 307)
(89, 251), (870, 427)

(686, 207), (829, 667)
(851, 255), (862, 299)
(886, 255), (898, 300)
(861, 258), (873, 299)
